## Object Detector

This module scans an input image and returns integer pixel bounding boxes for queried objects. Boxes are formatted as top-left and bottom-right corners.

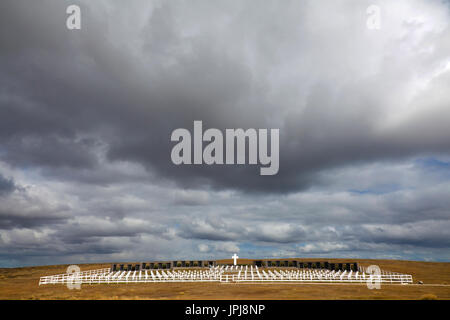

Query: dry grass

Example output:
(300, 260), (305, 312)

(419, 293), (438, 300)
(0, 259), (449, 300)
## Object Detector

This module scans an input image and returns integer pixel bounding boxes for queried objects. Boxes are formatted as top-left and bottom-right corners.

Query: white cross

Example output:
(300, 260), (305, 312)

(232, 253), (239, 265)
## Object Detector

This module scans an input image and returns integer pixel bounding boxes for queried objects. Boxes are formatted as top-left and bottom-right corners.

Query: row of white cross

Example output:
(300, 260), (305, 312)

(39, 268), (222, 285)
(227, 268), (412, 284)
(39, 265), (413, 285)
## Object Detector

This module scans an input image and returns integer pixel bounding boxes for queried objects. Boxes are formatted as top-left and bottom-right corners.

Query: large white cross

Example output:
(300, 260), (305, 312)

(232, 253), (239, 265)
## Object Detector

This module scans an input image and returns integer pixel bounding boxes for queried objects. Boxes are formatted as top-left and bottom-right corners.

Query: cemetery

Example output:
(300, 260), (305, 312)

(107, 258), (360, 272)
(38, 258), (413, 286)
(3, 258), (448, 299)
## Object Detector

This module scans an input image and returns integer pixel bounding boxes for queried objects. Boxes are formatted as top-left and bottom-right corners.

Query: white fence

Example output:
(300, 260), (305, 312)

(39, 265), (412, 285)
(225, 266), (412, 284)
(39, 268), (110, 285)
(39, 268), (222, 285)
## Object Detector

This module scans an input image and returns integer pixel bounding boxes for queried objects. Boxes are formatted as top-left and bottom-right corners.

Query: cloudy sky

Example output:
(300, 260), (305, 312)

(1, 0), (449, 267)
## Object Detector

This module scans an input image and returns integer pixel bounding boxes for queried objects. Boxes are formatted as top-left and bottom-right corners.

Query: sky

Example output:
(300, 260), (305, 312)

(0, 0), (449, 267)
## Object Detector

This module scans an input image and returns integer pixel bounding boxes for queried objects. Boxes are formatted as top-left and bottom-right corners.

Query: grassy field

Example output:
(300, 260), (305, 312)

(0, 259), (449, 300)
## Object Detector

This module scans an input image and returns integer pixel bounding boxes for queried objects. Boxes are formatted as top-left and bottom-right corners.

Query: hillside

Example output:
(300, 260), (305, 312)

(0, 259), (449, 300)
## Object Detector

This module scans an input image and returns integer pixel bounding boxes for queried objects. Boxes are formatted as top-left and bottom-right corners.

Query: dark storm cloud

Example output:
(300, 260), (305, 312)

(358, 221), (450, 248)
(178, 216), (309, 244)
(1, 135), (100, 169)
(0, 212), (66, 229)
(0, 190), (70, 229)
(2, 0), (448, 193)
(56, 217), (171, 243)
(0, 0), (267, 189)
(0, 174), (15, 195)
(0, 0), (450, 266)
